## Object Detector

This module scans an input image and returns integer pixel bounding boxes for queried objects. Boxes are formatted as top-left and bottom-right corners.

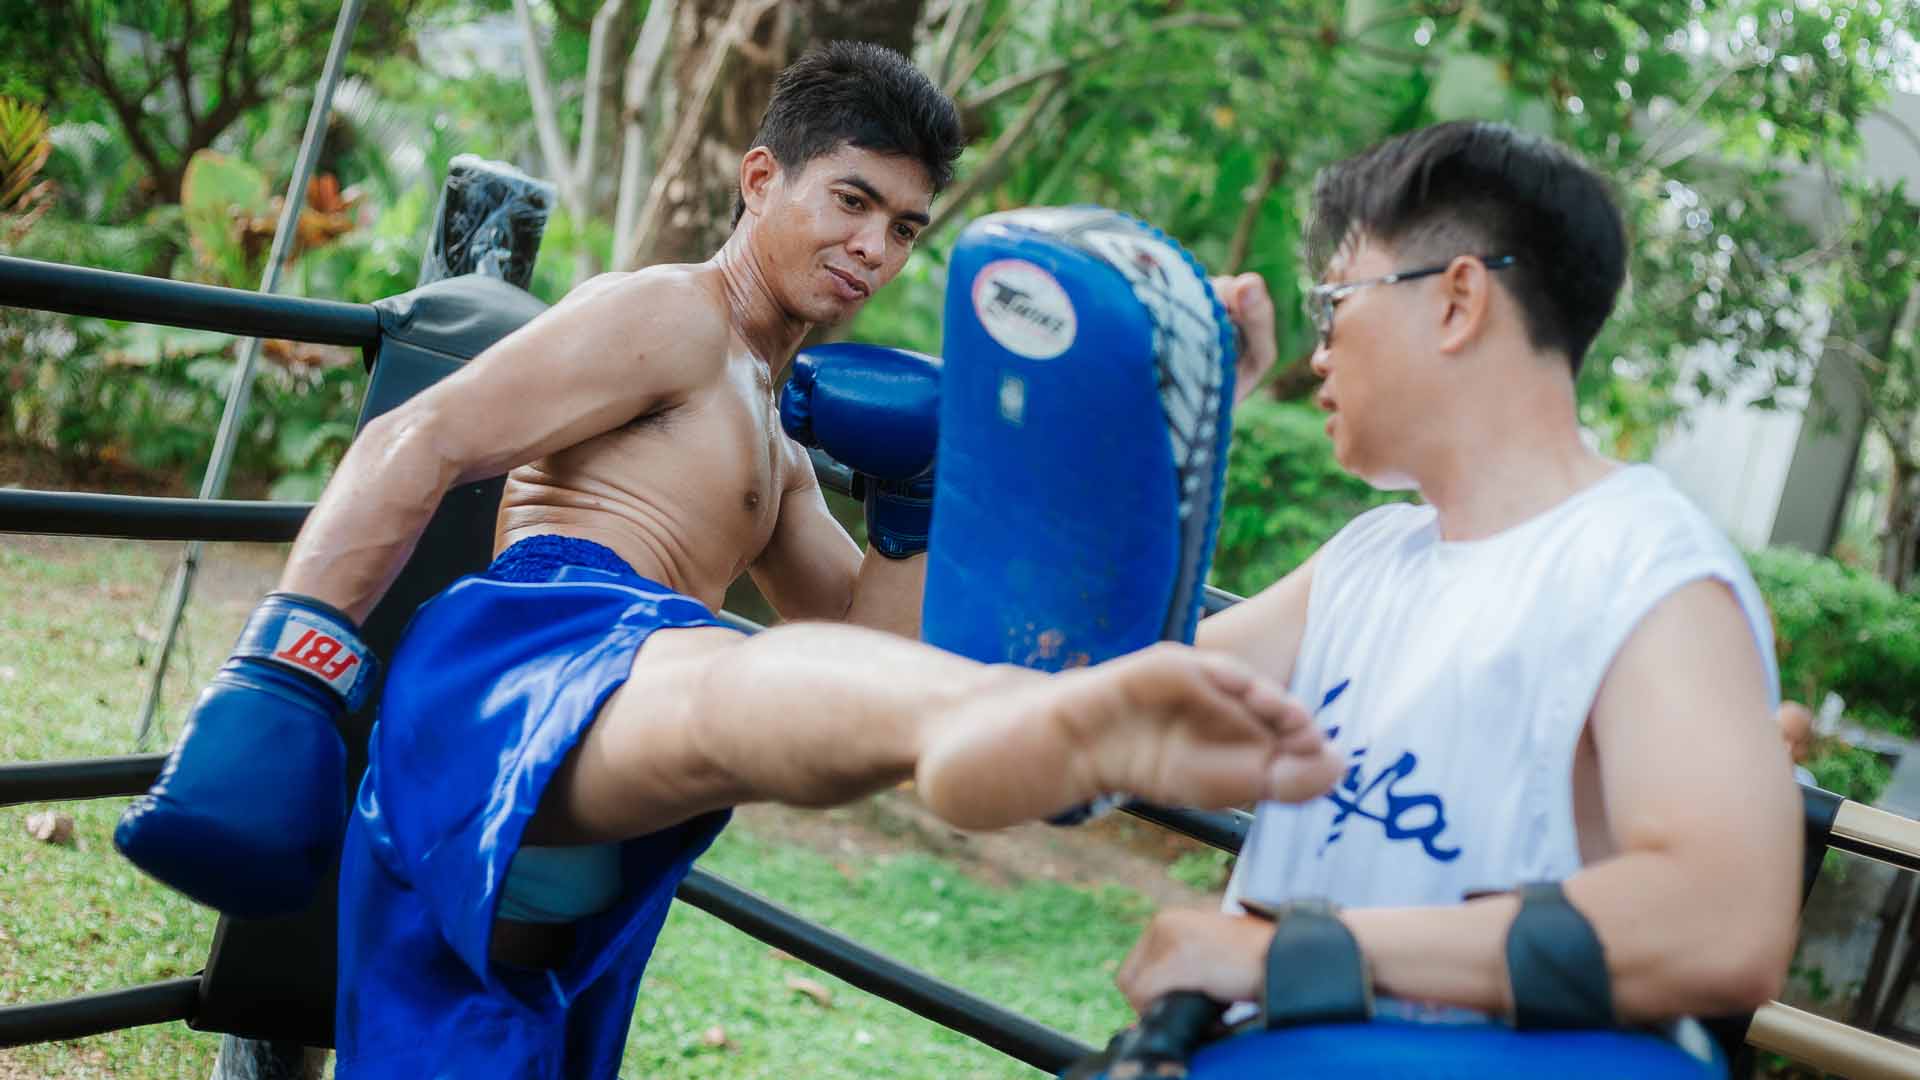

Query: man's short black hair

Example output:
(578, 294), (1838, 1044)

(733, 41), (963, 224)
(1306, 121), (1627, 375)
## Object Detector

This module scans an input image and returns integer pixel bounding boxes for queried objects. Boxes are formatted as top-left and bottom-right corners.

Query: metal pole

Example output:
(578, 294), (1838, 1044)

(136, 0), (367, 747)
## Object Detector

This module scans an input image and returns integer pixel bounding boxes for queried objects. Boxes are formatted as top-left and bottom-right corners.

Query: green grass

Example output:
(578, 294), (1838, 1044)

(0, 538), (249, 1079)
(628, 837), (1143, 1079)
(1, 538), (1151, 1078)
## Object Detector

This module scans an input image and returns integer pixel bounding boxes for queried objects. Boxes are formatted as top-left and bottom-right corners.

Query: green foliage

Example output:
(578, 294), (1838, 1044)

(0, 0), (449, 201)
(1210, 398), (1411, 597)
(1167, 847), (1234, 892)
(178, 150), (271, 286)
(298, 181), (435, 305)
(1806, 742), (1894, 805)
(0, 96), (51, 207)
(1748, 545), (1920, 736)
(1, 316), (366, 495)
(0, 94), (54, 244)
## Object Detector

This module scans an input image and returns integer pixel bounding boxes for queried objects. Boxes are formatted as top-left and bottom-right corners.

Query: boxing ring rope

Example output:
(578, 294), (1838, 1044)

(0, 490), (311, 542)
(0, 256), (379, 348)
(0, 754), (171, 807)
(0, 979), (203, 1047)
(4, 251), (1920, 1077)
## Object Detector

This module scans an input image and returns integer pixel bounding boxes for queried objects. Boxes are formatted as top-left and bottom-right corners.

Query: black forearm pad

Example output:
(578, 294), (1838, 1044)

(1505, 881), (1615, 1029)
(1245, 898), (1373, 1029)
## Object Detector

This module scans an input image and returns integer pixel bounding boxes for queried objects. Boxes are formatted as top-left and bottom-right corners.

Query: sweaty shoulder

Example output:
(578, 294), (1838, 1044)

(563, 264), (733, 379)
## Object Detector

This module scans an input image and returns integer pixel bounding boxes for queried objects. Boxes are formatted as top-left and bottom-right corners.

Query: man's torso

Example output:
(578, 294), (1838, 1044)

(1226, 466), (1777, 910)
(492, 265), (803, 611)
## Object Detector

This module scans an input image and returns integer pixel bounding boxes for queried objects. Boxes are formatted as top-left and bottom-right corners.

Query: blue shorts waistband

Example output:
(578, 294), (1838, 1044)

(488, 535), (641, 583)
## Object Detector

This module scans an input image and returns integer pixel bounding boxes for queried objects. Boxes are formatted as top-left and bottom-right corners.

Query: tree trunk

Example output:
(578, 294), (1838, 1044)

(635, 0), (926, 267)
(1880, 445), (1919, 591)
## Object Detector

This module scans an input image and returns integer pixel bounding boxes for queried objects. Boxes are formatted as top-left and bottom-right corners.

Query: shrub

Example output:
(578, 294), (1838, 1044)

(2, 317), (365, 498)
(1748, 546), (1920, 738)
(1806, 743), (1894, 805)
(1209, 398), (1410, 598)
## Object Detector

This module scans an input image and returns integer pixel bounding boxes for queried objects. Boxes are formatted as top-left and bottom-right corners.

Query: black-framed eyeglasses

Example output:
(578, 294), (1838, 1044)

(1307, 255), (1516, 349)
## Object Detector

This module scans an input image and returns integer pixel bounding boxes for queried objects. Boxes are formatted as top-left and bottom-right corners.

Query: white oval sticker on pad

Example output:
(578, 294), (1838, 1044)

(971, 259), (1077, 359)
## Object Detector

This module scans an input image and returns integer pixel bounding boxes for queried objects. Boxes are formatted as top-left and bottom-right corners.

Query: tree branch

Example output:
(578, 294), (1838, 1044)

(173, 7), (199, 126)
(959, 13), (1246, 116)
(216, 0), (246, 127)
(930, 0), (984, 91)
(621, 0), (784, 270)
(957, 13), (1416, 120)
(1225, 152), (1287, 275)
(227, 0), (258, 128)
(944, 0), (1017, 96)
(1352, 1), (1460, 39)
(1631, 60), (1753, 176)
(572, 0), (631, 200)
(612, 0), (679, 265)
(514, 0), (588, 217)
(927, 74), (1068, 238)
(68, 6), (176, 196)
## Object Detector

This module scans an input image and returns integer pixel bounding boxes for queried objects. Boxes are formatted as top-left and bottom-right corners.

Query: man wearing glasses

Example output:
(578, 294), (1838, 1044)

(1105, 121), (1801, 1074)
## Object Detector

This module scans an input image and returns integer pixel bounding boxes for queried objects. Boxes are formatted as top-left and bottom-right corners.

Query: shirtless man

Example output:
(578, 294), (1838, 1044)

(1103, 122), (1801, 1075)
(115, 42), (1340, 1078)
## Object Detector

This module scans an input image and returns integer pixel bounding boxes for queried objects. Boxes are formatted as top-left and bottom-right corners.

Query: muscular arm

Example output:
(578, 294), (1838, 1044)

(1123, 578), (1800, 1022)
(747, 445), (927, 637)
(1194, 554), (1316, 683)
(278, 272), (726, 621)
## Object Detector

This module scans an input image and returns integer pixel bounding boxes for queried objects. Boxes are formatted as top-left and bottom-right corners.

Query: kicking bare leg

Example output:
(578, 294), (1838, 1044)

(527, 624), (1340, 845)
(913, 642), (1338, 829)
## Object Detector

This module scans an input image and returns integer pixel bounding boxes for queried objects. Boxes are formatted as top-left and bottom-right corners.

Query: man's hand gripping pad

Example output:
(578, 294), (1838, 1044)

(924, 207), (1237, 811)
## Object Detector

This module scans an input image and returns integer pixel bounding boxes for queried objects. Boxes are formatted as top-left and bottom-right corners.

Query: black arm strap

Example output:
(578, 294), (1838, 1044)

(1505, 881), (1615, 1029)
(1242, 897), (1373, 1028)
(1060, 991), (1223, 1080)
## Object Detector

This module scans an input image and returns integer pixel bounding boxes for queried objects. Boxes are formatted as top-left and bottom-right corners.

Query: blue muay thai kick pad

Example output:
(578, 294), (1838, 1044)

(1138, 1021), (1724, 1080)
(923, 207), (1236, 672)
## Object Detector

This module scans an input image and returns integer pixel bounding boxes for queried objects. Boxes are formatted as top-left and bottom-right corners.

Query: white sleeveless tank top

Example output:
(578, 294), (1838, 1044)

(1223, 465), (1778, 911)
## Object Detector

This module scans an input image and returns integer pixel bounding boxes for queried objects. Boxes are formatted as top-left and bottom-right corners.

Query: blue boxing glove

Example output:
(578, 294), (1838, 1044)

(780, 343), (941, 559)
(115, 593), (377, 918)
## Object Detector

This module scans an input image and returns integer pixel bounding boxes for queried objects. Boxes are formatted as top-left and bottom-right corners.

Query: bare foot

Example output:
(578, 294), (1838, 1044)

(914, 643), (1342, 830)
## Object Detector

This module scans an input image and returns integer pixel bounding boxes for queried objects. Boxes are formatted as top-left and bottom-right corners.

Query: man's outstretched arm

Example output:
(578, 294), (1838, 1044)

(283, 272), (725, 621)
(1118, 579), (1800, 1023)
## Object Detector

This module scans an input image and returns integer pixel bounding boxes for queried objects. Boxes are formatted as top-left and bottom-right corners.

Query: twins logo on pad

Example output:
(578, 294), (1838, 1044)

(971, 259), (1077, 360)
